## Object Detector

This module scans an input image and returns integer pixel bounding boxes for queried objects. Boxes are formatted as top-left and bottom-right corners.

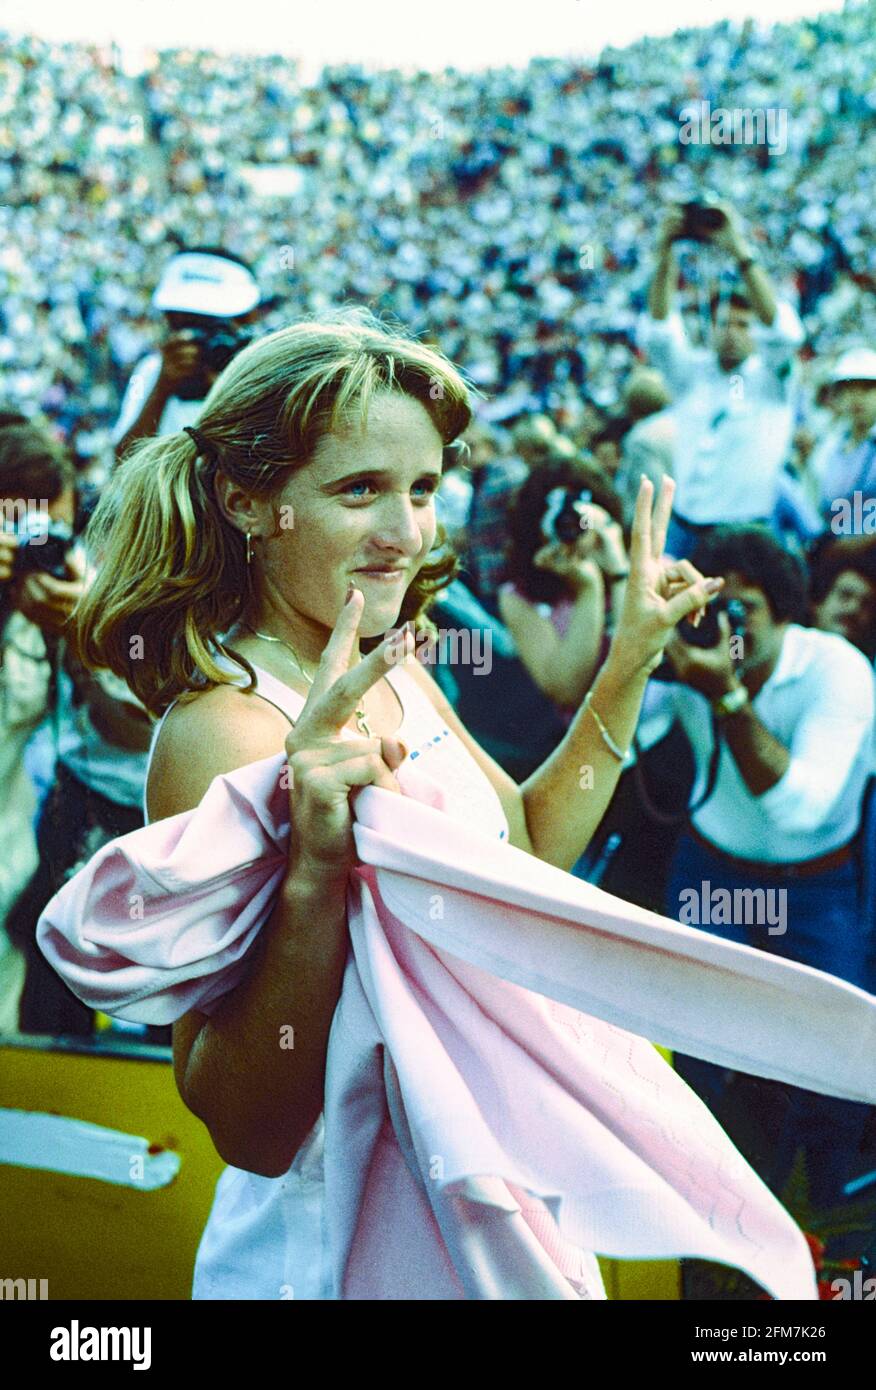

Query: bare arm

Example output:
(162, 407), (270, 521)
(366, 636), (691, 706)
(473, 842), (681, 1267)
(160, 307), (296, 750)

(665, 619), (790, 798)
(149, 690), (350, 1176)
(648, 245), (679, 322)
(519, 657), (652, 869)
(174, 861), (350, 1178)
(498, 576), (605, 708)
(647, 208), (684, 320)
(710, 203), (777, 326)
(718, 701), (789, 795)
(115, 377), (174, 461)
(408, 480), (724, 872)
(738, 258), (778, 328)
(115, 335), (205, 463)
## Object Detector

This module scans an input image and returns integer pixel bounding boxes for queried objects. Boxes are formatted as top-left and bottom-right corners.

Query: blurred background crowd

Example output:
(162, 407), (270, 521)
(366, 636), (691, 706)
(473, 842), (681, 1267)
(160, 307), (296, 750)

(1, 1), (875, 1292)
(1, 4), (876, 458)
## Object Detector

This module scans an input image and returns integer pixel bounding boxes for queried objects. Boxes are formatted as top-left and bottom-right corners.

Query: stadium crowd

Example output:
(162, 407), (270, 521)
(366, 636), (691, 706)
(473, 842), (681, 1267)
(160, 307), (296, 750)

(1, 5), (876, 461)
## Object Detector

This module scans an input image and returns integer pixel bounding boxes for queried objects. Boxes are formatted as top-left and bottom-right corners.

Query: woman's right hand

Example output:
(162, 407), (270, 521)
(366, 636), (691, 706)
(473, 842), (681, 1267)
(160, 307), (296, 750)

(283, 588), (412, 880)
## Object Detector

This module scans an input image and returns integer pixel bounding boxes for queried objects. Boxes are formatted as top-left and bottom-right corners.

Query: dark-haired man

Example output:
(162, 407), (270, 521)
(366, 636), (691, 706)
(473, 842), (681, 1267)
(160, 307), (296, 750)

(811, 544), (876, 660)
(647, 524), (875, 1218)
(641, 201), (805, 557)
(113, 248), (265, 460)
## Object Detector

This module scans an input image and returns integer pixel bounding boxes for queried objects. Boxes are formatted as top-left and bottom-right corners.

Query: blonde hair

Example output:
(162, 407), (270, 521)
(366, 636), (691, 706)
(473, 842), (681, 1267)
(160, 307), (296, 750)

(74, 307), (475, 716)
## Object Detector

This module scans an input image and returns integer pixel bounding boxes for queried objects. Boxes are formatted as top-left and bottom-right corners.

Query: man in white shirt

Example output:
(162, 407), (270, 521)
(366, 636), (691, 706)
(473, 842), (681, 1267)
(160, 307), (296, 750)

(639, 201), (805, 557)
(650, 524), (875, 1219)
(807, 347), (876, 560)
(113, 248), (264, 462)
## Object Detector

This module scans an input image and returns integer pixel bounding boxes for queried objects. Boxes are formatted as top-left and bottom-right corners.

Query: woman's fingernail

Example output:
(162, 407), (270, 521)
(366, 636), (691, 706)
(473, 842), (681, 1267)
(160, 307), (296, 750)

(345, 583), (356, 605)
(704, 577), (723, 593)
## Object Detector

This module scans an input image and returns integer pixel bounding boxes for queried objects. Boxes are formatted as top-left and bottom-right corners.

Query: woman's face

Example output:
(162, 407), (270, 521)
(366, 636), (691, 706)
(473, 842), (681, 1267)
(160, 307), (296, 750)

(254, 391), (443, 640)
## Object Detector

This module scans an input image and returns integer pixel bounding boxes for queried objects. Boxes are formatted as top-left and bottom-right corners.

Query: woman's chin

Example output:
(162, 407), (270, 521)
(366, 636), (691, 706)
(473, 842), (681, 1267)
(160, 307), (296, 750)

(357, 601), (406, 639)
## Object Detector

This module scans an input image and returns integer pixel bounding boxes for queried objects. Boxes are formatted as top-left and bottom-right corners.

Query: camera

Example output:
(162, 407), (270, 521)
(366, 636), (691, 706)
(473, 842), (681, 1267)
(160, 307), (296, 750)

(675, 200), (727, 243)
(650, 596), (747, 681)
(541, 487), (593, 546)
(190, 325), (252, 374)
(172, 323), (253, 398)
(8, 513), (74, 580)
(677, 595), (747, 648)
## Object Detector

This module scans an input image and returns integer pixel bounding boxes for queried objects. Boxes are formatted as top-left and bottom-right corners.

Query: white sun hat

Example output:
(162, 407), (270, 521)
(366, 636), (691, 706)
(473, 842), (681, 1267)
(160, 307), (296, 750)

(152, 252), (261, 318)
(829, 348), (876, 385)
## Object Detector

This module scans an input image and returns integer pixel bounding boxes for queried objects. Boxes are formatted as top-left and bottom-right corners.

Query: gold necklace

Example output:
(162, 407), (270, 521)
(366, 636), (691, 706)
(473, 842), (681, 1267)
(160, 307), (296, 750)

(243, 623), (374, 737)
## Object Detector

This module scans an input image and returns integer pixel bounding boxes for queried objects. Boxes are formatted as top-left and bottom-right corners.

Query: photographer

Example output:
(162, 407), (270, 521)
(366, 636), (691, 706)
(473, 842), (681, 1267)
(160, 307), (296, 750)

(807, 348), (876, 558)
(641, 200), (805, 557)
(113, 248), (263, 461)
(498, 463), (628, 715)
(0, 422), (79, 1029)
(0, 423), (157, 1036)
(653, 525), (875, 1215)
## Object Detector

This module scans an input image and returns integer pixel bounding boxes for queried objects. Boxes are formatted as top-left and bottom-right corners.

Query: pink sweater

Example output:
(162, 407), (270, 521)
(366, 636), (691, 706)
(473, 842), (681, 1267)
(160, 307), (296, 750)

(36, 750), (876, 1300)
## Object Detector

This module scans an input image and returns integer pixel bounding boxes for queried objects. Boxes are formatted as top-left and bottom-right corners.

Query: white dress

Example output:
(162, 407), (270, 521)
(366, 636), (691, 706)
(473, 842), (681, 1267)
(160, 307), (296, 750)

(145, 653), (606, 1300)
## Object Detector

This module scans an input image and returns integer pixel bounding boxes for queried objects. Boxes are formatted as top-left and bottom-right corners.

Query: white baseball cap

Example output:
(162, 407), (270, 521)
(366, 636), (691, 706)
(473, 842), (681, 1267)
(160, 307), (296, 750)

(829, 348), (876, 385)
(152, 252), (261, 318)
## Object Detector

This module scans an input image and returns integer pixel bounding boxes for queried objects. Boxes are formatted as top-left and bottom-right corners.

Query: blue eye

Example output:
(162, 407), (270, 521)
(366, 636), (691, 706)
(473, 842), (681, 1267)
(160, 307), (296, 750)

(340, 477), (439, 501)
(342, 480), (375, 499)
(412, 478), (439, 499)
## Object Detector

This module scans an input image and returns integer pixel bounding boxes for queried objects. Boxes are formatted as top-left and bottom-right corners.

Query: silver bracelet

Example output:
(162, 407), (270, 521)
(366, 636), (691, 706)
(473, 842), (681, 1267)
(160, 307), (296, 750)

(583, 691), (629, 764)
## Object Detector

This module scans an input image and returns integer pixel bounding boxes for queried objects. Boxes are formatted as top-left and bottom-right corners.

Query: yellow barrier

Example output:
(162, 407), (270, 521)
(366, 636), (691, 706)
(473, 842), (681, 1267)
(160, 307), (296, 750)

(0, 1034), (680, 1299)
(0, 1035), (224, 1300)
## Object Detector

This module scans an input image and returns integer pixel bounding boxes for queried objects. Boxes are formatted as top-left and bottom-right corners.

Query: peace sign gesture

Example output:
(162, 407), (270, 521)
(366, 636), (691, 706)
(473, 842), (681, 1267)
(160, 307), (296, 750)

(284, 588), (412, 879)
(610, 476), (724, 678)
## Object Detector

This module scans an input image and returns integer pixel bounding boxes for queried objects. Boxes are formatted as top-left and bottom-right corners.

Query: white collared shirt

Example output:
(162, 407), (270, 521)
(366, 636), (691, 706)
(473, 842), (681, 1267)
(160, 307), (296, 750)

(809, 420), (876, 519)
(637, 303), (805, 524)
(641, 624), (875, 862)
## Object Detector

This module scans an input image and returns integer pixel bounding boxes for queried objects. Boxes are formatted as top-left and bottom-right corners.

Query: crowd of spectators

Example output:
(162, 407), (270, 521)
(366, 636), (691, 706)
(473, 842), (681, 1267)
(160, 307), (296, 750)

(3, 4), (876, 468)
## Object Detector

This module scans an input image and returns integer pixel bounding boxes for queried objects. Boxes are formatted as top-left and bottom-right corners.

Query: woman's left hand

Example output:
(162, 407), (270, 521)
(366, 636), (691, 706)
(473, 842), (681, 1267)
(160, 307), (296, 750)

(608, 475), (724, 679)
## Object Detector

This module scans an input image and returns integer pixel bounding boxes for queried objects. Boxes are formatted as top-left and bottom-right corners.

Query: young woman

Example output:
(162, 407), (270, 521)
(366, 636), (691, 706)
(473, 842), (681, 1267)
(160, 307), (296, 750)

(499, 461), (630, 717)
(73, 308), (722, 1299)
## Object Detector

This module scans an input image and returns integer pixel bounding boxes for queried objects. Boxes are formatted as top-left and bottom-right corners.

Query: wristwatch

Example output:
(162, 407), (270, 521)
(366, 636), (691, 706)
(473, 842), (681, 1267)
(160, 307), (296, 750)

(712, 683), (750, 719)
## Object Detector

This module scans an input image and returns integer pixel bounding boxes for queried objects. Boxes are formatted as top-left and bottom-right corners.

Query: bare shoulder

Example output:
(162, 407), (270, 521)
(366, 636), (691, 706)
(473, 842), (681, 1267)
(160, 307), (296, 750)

(146, 681), (292, 822)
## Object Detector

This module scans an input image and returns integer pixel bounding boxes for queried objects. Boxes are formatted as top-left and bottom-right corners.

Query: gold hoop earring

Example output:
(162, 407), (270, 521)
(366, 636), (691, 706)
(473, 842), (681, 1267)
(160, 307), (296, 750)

(246, 531), (253, 567)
